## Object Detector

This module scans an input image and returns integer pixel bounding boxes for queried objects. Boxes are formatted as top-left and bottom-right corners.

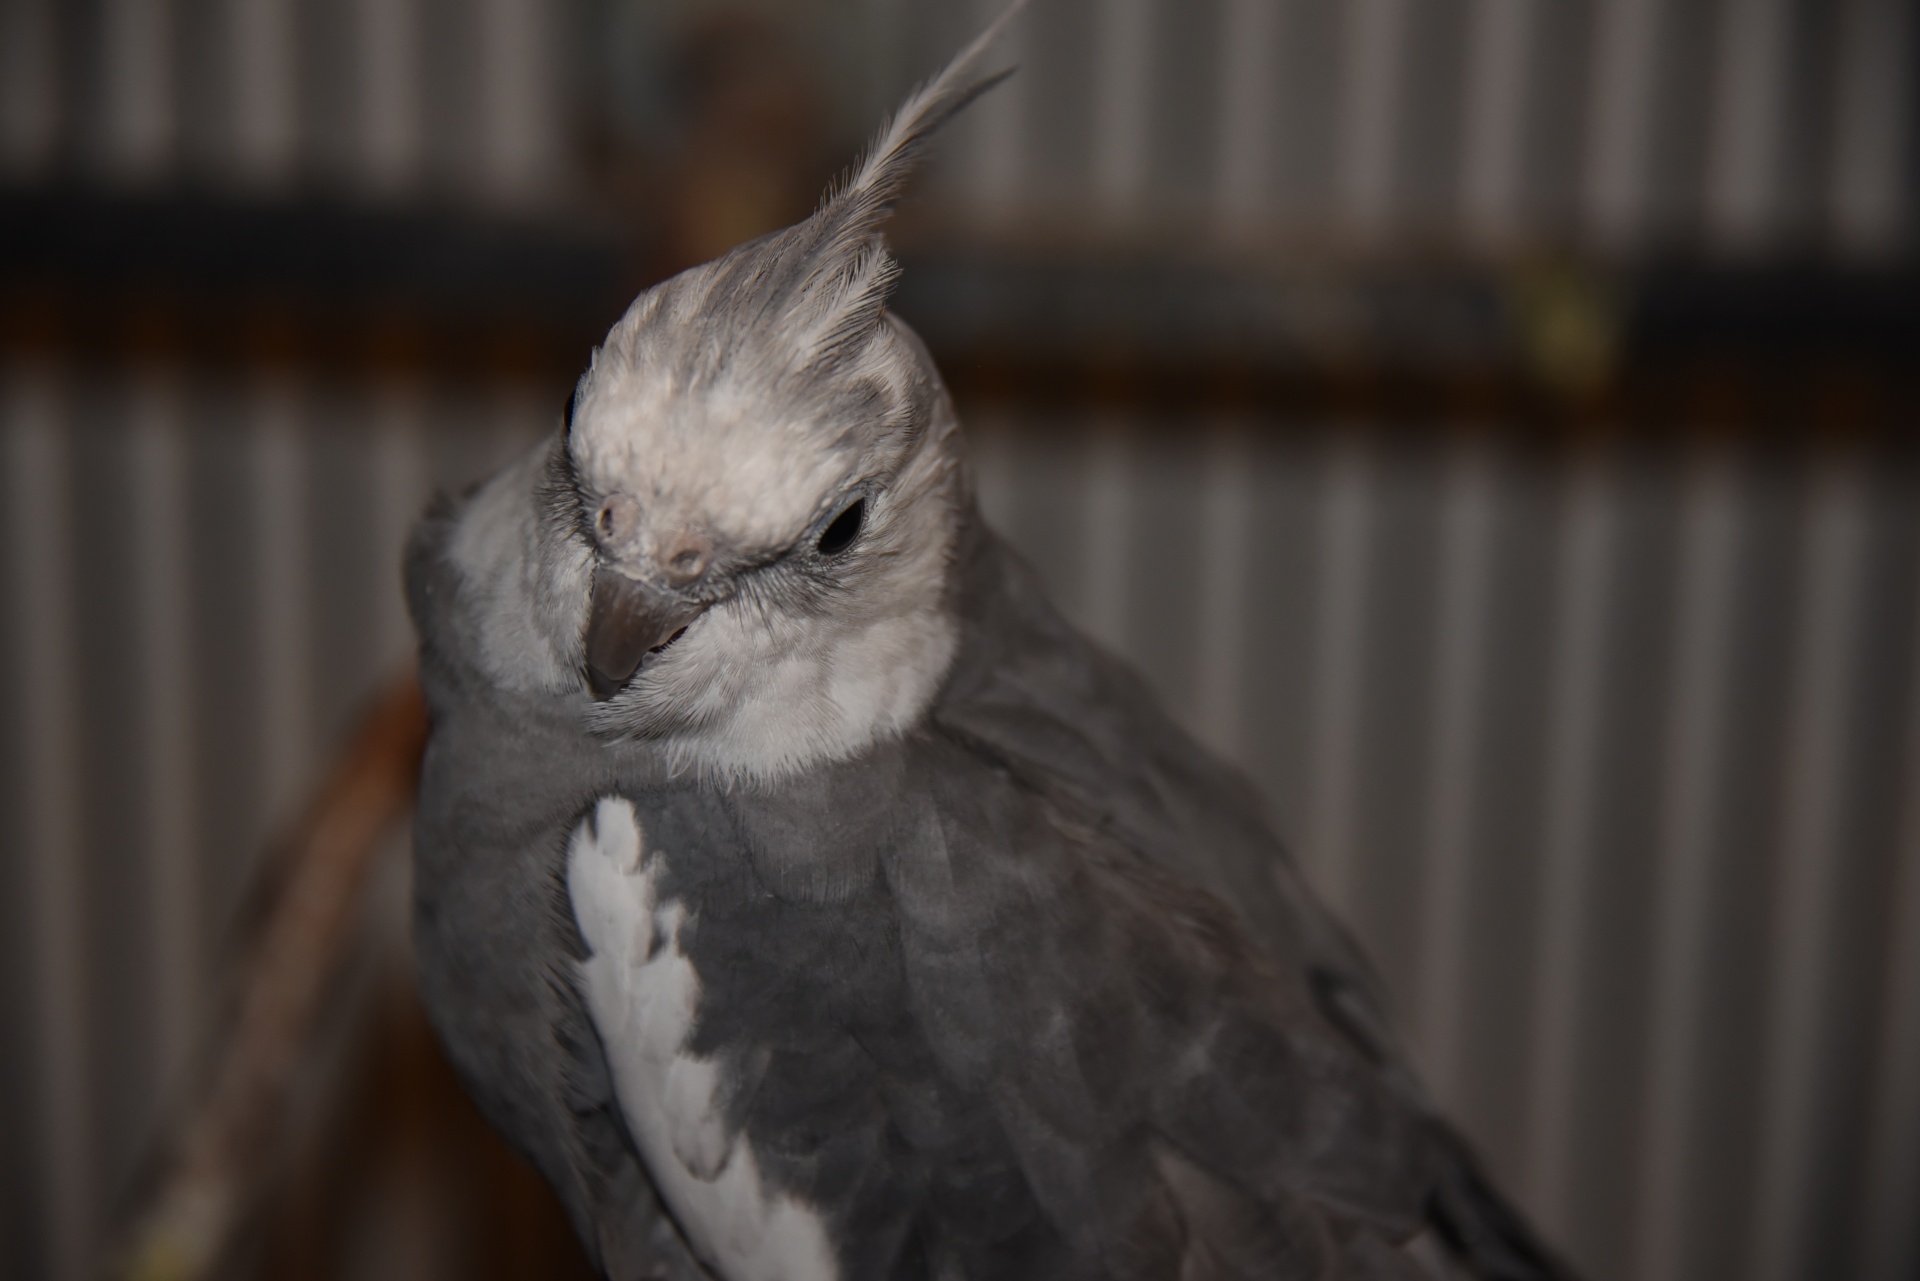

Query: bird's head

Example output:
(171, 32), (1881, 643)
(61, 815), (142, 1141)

(449, 4), (1027, 782)
(559, 242), (968, 780)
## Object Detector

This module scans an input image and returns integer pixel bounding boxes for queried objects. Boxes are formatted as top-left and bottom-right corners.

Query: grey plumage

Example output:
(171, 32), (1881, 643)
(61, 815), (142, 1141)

(407, 6), (1576, 1279)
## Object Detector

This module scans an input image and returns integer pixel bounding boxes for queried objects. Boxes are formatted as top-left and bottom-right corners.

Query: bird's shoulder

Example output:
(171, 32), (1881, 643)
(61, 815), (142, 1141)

(883, 522), (1572, 1279)
(931, 521), (1385, 1015)
(874, 722), (1443, 1271)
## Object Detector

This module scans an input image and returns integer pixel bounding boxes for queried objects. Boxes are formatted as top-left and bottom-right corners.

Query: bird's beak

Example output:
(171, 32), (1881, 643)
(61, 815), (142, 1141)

(584, 566), (707, 701)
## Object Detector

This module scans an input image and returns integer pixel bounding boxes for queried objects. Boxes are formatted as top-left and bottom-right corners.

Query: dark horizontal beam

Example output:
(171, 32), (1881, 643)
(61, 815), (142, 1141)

(3, 186), (1915, 404)
(0, 182), (635, 376)
(893, 248), (1920, 373)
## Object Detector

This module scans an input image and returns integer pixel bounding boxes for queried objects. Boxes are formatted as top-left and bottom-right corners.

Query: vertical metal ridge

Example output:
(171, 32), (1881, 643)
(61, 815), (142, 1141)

(97, 0), (176, 180)
(1306, 425), (1374, 914)
(1829, 0), (1916, 255)
(1194, 422), (1252, 760)
(227, 0), (299, 186)
(1215, 0), (1280, 229)
(1337, 0), (1408, 242)
(1705, 0), (1794, 249)
(251, 375), (313, 833)
(1752, 451), (1871, 1281)
(1458, 0), (1533, 247)
(963, 407), (1018, 536)
(1584, 0), (1666, 249)
(0, 0), (61, 174)
(368, 381), (430, 676)
(6, 364), (93, 1281)
(475, 0), (560, 205)
(1525, 443), (1620, 1232)
(1633, 440), (1744, 1281)
(854, 0), (910, 137)
(1414, 431), (1498, 1106)
(964, 0), (1030, 224)
(1091, 0), (1155, 216)
(129, 370), (200, 1094)
(353, 0), (422, 194)
(1860, 524), (1920, 1281)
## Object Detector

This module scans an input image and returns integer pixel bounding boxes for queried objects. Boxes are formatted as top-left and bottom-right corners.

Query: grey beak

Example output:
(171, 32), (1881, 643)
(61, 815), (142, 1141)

(584, 566), (707, 701)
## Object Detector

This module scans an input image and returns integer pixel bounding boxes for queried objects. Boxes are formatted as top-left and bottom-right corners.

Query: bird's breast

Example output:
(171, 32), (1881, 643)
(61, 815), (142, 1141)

(567, 794), (840, 1281)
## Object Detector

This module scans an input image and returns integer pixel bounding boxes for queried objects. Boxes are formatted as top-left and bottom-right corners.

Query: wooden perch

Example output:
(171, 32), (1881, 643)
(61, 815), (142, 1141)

(114, 674), (429, 1281)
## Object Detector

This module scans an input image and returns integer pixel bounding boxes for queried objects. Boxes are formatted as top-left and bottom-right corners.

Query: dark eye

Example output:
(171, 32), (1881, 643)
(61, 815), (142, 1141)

(817, 499), (864, 556)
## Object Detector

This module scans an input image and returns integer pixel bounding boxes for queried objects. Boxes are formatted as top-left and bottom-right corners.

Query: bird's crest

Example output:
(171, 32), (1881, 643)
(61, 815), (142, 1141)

(785, 0), (1031, 366)
(604, 0), (1030, 397)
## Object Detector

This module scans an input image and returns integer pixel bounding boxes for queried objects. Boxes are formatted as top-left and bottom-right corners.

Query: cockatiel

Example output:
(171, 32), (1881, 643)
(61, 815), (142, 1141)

(406, 5), (1575, 1279)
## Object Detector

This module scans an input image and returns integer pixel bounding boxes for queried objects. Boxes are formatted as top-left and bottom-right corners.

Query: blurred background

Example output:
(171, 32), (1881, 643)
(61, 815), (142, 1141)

(2, 1), (1917, 1279)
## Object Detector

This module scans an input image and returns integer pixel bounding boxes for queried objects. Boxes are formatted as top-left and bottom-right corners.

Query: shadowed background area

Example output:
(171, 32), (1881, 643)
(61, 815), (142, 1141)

(1, 2), (1916, 1280)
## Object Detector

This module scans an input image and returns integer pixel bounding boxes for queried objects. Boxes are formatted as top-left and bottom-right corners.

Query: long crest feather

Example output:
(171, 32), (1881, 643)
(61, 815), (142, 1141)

(838, 0), (1031, 230)
(785, 0), (1032, 367)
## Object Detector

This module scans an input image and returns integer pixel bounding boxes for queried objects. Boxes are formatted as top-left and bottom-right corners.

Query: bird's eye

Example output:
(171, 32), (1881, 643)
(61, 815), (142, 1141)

(817, 499), (864, 556)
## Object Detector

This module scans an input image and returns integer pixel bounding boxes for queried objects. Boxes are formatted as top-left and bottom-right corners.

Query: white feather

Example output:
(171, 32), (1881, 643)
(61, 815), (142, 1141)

(569, 797), (839, 1281)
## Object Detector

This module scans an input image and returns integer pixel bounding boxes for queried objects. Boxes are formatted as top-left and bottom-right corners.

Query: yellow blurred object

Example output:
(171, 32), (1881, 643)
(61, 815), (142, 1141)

(1510, 260), (1623, 401)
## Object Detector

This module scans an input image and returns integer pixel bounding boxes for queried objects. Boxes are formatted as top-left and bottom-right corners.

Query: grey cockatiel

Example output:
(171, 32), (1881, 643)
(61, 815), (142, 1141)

(406, 6), (1574, 1279)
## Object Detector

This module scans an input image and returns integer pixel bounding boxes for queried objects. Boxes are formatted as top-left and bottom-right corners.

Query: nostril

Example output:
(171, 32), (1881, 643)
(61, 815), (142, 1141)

(660, 533), (712, 585)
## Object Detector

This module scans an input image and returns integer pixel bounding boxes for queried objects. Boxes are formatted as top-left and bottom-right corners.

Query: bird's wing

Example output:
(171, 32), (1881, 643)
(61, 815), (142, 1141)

(887, 730), (1436, 1279)
(907, 516), (1572, 1281)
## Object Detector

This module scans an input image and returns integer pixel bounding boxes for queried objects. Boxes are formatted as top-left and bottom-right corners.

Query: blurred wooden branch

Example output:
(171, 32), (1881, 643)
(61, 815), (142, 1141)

(112, 674), (429, 1281)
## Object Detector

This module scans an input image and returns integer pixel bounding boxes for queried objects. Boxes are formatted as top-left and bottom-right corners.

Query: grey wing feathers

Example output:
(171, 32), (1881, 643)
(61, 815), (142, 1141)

(929, 518), (1576, 1281)
(894, 744), (1433, 1279)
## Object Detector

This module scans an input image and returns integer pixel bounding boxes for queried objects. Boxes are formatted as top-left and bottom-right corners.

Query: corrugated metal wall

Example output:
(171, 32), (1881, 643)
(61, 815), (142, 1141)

(0, 362), (547, 1281)
(901, 0), (1917, 256)
(0, 0), (565, 203)
(5, 0), (1912, 252)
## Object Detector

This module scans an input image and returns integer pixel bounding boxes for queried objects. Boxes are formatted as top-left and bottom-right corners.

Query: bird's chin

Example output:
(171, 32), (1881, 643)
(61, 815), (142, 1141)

(637, 624), (688, 669)
(582, 629), (683, 705)
(582, 640), (723, 744)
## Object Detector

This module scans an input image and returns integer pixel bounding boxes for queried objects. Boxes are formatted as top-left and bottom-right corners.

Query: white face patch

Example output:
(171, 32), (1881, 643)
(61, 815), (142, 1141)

(570, 327), (971, 784)
(568, 797), (839, 1281)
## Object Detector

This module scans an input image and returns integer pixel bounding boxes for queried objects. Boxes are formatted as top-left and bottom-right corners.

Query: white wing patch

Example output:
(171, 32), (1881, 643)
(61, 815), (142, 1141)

(568, 796), (839, 1281)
